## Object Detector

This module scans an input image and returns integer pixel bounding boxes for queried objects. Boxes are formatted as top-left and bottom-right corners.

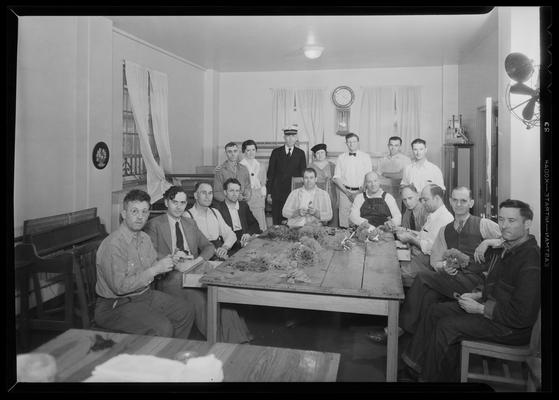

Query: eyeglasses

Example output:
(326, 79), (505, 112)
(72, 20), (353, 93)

(419, 197), (427, 202)
(129, 209), (150, 217)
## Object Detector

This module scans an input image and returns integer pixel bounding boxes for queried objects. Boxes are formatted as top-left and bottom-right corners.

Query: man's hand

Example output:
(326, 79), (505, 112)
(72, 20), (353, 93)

(442, 260), (458, 276)
(171, 250), (192, 265)
(460, 291), (483, 301)
(308, 204), (317, 217)
(298, 207), (308, 217)
(152, 256), (174, 275)
(346, 191), (355, 203)
(174, 256), (204, 273)
(240, 233), (251, 247)
(383, 219), (396, 231)
(266, 194), (272, 204)
(396, 231), (414, 243)
(458, 295), (484, 314)
(215, 246), (229, 259)
(474, 238), (503, 263)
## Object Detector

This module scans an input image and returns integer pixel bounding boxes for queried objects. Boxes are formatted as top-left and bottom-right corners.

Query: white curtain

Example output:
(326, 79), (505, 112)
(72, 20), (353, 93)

(394, 86), (421, 152)
(125, 60), (170, 203)
(295, 88), (325, 146)
(271, 88), (295, 141)
(149, 69), (173, 174)
(359, 87), (394, 154)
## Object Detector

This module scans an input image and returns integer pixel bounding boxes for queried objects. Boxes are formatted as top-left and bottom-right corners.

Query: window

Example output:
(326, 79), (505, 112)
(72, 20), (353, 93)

(122, 65), (159, 187)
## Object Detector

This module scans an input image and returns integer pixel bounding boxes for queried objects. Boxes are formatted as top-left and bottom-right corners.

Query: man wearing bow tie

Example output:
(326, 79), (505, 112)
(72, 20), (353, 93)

(332, 133), (373, 228)
(266, 127), (307, 225)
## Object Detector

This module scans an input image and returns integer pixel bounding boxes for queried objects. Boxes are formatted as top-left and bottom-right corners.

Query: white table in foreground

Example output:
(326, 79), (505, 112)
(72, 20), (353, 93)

(199, 234), (404, 382)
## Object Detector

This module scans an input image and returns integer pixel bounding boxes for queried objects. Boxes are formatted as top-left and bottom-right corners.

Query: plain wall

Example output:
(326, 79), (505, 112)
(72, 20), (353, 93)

(458, 10), (499, 214)
(217, 66), (459, 167)
(15, 16), (113, 236)
(497, 7), (540, 244)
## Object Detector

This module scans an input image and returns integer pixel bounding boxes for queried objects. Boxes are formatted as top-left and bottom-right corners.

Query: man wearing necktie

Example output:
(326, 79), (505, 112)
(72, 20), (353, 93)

(368, 186), (502, 345)
(399, 199), (539, 382)
(332, 133), (373, 228)
(266, 126), (307, 225)
(398, 184), (428, 232)
(144, 186), (216, 339)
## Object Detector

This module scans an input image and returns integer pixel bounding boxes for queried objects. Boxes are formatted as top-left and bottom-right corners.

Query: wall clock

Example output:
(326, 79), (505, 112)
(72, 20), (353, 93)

(332, 86), (355, 135)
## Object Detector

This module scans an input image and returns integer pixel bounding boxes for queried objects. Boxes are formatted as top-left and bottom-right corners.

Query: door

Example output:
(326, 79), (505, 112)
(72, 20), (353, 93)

(475, 100), (498, 219)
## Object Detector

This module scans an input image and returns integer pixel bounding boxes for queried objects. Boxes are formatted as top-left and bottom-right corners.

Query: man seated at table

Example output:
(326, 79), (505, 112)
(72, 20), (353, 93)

(399, 199), (540, 382)
(396, 184), (454, 287)
(367, 186), (501, 344)
(349, 171), (402, 231)
(215, 178), (262, 253)
(94, 189), (195, 339)
(143, 186), (215, 336)
(282, 167), (333, 227)
(213, 142), (252, 204)
(150, 185), (252, 344)
(185, 182), (237, 260)
(398, 184), (428, 232)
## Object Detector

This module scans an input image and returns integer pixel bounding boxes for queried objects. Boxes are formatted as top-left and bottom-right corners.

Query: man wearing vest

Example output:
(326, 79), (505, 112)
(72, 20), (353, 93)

(400, 199), (540, 382)
(350, 170), (401, 229)
(367, 186), (501, 344)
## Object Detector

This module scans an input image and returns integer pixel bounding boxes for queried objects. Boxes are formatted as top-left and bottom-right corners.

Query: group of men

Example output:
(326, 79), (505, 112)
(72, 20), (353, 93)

(93, 127), (540, 383)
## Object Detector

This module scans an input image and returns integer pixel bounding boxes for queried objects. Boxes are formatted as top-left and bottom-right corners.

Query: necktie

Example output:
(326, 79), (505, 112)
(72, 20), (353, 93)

(287, 148), (292, 157)
(349, 152), (356, 157)
(409, 210), (416, 231)
(175, 221), (185, 251)
(457, 220), (464, 233)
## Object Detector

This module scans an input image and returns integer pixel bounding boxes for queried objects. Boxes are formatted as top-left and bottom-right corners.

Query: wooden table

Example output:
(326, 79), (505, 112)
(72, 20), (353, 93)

(199, 233), (404, 381)
(30, 329), (340, 382)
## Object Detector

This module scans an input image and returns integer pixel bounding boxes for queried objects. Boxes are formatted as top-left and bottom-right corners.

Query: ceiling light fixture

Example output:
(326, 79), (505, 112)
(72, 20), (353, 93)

(303, 45), (324, 60)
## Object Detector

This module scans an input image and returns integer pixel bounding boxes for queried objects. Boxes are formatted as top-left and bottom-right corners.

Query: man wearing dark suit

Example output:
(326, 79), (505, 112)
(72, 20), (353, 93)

(215, 178), (262, 253)
(144, 186), (215, 339)
(266, 126), (307, 225)
(145, 185), (253, 344)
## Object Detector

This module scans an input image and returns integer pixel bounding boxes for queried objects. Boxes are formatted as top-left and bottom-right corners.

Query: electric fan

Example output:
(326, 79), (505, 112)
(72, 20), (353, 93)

(504, 52), (540, 129)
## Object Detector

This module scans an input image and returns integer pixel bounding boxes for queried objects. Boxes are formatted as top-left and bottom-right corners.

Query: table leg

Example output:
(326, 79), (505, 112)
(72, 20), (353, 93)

(206, 286), (218, 344)
(17, 269), (31, 351)
(386, 300), (399, 382)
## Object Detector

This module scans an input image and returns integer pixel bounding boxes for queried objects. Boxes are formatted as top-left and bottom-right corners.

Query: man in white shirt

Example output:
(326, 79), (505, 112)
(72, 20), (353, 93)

(378, 136), (412, 207)
(282, 168), (333, 227)
(332, 133), (373, 228)
(396, 184), (453, 287)
(401, 138), (445, 194)
(185, 182), (237, 260)
(350, 171), (401, 229)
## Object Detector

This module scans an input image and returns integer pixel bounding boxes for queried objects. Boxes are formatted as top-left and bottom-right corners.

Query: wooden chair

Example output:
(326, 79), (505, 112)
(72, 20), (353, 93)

(460, 310), (541, 390)
(290, 177), (330, 193)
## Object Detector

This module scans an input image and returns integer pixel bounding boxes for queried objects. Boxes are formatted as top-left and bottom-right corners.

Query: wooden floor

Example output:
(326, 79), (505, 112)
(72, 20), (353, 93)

(14, 304), (529, 390)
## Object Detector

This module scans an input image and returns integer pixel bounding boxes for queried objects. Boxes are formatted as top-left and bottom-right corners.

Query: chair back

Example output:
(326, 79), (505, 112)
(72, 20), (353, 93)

(71, 239), (104, 328)
(529, 310), (541, 357)
(290, 177), (330, 193)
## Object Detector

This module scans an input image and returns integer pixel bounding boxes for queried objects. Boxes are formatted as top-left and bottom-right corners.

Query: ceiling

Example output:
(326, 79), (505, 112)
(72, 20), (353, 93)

(107, 12), (496, 72)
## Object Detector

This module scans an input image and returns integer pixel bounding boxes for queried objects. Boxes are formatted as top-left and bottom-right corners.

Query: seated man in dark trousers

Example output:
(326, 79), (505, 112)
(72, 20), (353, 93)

(368, 186), (501, 343)
(144, 186), (215, 338)
(399, 199), (540, 382)
(94, 189), (195, 338)
(349, 170), (402, 229)
(215, 178), (262, 254)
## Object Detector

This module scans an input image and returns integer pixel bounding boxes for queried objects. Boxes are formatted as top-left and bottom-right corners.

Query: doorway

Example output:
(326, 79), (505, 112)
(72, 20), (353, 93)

(475, 100), (498, 219)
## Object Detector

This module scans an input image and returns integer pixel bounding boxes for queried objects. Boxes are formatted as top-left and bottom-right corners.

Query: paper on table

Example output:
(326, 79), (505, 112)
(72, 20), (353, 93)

(84, 354), (223, 382)
(182, 260), (220, 287)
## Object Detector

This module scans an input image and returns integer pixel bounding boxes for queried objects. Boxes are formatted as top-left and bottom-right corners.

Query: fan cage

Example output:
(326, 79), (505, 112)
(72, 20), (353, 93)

(505, 83), (540, 130)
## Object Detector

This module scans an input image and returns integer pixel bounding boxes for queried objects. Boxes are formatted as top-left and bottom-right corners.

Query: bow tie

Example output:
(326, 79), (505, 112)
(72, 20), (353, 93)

(349, 152), (357, 157)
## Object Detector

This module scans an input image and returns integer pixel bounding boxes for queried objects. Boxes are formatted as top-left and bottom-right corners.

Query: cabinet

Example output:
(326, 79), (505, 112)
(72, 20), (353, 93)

(443, 144), (473, 209)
